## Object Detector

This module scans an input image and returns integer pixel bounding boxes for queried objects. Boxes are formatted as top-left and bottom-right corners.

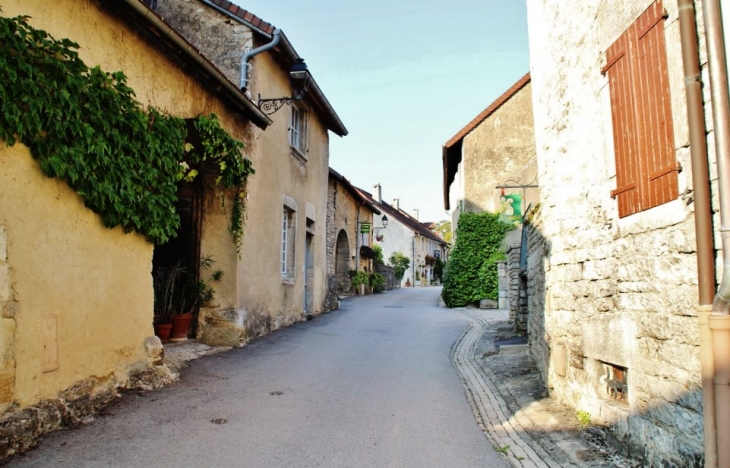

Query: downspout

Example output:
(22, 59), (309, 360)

(118, 0), (270, 128)
(702, 0), (730, 466)
(239, 28), (281, 92)
(677, 2), (717, 466)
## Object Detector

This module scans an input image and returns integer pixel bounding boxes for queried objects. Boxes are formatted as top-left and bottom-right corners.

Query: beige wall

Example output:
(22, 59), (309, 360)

(462, 83), (537, 215)
(0, 0), (256, 408)
(154, 0), (338, 342)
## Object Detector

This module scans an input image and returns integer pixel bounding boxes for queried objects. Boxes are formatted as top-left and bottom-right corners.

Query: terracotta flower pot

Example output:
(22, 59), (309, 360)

(170, 313), (194, 342)
(154, 323), (173, 344)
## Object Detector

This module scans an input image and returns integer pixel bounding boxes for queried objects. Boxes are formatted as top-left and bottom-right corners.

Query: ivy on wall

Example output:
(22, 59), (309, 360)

(441, 211), (513, 307)
(0, 13), (253, 246)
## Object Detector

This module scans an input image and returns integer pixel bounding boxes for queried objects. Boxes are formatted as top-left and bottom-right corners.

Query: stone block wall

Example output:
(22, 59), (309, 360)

(526, 0), (710, 464)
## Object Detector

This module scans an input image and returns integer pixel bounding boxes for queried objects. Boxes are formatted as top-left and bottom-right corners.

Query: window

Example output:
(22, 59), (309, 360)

(288, 104), (308, 157)
(602, 1), (679, 218)
(281, 207), (296, 278)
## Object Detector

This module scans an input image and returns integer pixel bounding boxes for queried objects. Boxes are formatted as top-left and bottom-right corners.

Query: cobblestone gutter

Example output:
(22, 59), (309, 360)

(451, 308), (641, 467)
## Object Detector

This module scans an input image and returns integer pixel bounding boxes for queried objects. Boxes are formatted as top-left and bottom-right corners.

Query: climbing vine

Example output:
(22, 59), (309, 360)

(0, 14), (253, 246)
(441, 211), (513, 307)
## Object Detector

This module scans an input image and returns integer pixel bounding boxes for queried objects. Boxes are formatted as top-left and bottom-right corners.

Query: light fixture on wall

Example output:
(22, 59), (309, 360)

(257, 58), (310, 115)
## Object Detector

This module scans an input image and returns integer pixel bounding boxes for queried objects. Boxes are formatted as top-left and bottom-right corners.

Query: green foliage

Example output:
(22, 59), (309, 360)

(0, 15), (252, 246)
(433, 257), (445, 282)
(434, 220), (453, 243)
(441, 211), (512, 307)
(372, 244), (385, 266)
(369, 272), (385, 293)
(388, 252), (410, 280)
(351, 271), (370, 292)
(577, 410), (591, 429)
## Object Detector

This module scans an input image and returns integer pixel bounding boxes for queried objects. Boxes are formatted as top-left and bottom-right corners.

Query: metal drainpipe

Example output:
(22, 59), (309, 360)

(678, 1), (717, 466)
(239, 29), (281, 91)
(355, 205), (361, 272)
(702, 0), (730, 466)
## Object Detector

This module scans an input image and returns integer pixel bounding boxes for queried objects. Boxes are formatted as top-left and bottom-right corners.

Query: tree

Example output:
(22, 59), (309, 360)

(434, 220), (453, 243)
(388, 252), (410, 280)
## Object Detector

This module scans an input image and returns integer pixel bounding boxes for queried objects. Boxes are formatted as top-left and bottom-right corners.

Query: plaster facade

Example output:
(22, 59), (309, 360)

(0, 0), (244, 448)
(155, 0), (343, 345)
(526, 0), (712, 464)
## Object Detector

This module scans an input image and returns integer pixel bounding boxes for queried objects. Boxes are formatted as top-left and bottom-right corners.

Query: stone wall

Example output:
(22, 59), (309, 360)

(526, 0), (710, 464)
(462, 82), (537, 215)
(505, 243), (526, 332)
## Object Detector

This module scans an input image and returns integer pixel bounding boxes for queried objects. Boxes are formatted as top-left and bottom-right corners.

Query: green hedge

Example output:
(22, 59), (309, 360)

(441, 211), (512, 307)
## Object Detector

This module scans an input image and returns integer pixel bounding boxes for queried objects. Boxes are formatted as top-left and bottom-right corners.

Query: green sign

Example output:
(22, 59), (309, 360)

(360, 223), (371, 233)
(498, 193), (523, 225)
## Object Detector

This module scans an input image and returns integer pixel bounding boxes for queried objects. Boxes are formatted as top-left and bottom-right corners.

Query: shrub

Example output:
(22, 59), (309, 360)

(370, 273), (385, 293)
(441, 211), (512, 307)
(389, 252), (410, 280)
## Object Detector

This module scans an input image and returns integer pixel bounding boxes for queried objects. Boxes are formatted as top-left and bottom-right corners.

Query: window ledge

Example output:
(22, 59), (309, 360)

(281, 276), (295, 285)
(290, 146), (308, 164)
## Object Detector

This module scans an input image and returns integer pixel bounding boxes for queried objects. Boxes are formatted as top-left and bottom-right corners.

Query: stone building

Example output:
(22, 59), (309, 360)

(524, 0), (729, 464)
(358, 186), (449, 288)
(0, 0), (281, 456)
(154, 0), (348, 344)
(326, 168), (381, 298)
(442, 74), (538, 321)
(442, 73), (538, 236)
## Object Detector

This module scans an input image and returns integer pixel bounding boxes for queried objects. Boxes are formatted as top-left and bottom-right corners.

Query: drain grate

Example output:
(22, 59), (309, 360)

(384, 305), (403, 309)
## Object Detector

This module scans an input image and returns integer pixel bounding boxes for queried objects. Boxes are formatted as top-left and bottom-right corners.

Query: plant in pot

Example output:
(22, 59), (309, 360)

(169, 255), (223, 342)
(152, 263), (186, 344)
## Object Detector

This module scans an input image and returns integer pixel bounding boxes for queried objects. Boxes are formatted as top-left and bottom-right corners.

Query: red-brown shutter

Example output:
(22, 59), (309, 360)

(603, 1), (678, 218)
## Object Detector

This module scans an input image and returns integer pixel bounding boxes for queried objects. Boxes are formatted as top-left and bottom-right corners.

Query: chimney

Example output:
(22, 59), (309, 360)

(374, 183), (382, 203)
(413, 209), (419, 221)
(393, 198), (400, 210)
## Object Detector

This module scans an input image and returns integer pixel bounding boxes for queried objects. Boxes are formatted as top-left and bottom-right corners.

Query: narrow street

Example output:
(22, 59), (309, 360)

(8, 288), (509, 468)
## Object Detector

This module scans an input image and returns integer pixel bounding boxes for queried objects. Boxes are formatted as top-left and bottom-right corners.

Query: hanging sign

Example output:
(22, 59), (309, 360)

(360, 222), (371, 233)
(499, 193), (523, 225)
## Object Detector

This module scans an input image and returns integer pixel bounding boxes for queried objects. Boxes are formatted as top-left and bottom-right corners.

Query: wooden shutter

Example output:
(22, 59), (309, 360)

(603, 1), (678, 218)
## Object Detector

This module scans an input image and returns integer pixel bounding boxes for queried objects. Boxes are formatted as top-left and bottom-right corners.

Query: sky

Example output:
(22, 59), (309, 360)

(235, 0), (530, 223)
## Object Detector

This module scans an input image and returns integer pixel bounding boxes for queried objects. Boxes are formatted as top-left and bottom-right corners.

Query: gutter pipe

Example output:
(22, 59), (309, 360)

(118, 0), (270, 129)
(239, 29), (281, 92)
(677, 1), (716, 466)
(702, 0), (730, 466)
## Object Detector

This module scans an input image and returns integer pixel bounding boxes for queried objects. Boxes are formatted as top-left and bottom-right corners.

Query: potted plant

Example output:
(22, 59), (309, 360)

(152, 256), (222, 343)
(152, 263), (186, 343)
(169, 256), (222, 342)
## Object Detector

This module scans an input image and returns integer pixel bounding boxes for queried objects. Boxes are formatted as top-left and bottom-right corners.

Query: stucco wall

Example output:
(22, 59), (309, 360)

(0, 0), (264, 409)
(462, 83), (538, 215)
(156, 0), (335, 342)
(526, 0), (710, 464)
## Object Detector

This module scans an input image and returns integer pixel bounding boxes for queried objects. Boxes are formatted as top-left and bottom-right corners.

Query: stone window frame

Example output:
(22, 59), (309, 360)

(288, 102), (308, 163)
(281, 195), (298, 283)
(601, 0), (679, 218)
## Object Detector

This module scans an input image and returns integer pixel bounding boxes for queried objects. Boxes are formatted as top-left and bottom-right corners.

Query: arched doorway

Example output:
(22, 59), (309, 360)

(335, 229), (350, 293)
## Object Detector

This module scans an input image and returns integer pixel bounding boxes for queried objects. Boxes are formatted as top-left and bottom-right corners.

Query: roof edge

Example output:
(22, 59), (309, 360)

(444, 72), (531, 149)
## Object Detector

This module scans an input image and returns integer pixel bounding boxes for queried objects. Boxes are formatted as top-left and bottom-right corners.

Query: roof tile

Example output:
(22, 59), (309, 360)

(243, 11), (254, 22)
(227, 3), (238, 14)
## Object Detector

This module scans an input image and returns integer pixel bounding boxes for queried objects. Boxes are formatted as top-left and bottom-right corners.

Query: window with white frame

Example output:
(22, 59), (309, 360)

(288, 104), (308, 156)
(281, 206), (296, 278)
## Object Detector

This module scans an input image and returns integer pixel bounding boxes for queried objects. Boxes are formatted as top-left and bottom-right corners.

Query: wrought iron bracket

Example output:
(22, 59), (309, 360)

(257, 95), (294, 115)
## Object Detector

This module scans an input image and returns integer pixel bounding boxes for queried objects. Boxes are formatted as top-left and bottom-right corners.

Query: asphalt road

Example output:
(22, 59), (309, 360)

(8, 287), (509, 468)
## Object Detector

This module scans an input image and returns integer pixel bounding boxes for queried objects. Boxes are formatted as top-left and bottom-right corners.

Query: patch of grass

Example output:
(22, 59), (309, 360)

(494, 444), (510, 454)
(577, 410), (591, 429)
